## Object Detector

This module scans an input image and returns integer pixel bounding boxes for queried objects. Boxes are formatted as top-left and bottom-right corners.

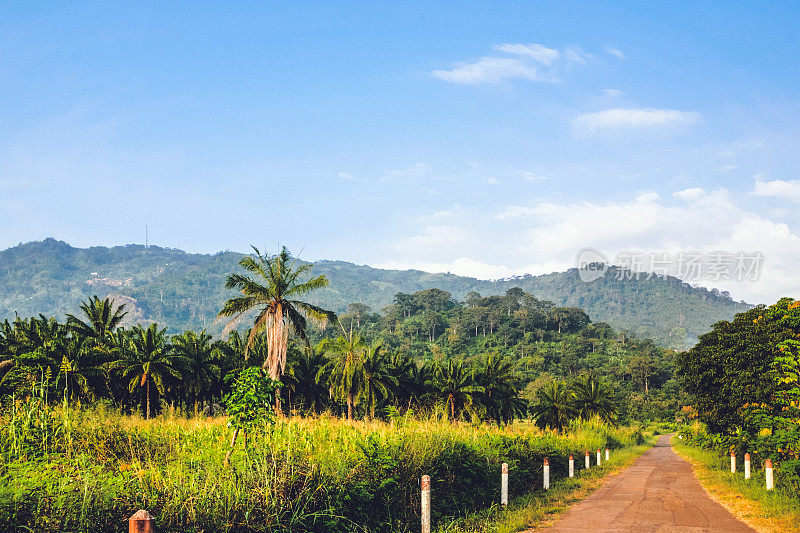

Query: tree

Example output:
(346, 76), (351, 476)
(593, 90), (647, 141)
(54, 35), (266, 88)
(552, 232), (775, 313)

(319, 329), (368, 420)
(108, 323), (187, 419)
(217, 246), (335, 413)
(571, 375), (617, 424)
(430, 360), (478, 421)
(282, 343), (329, 413)
(53, 335), (107, 405)
(171, 330), (221, 413)
(361, 346), (398, 419)
(475, 353), (524, 425)
(530, 380), (576, 432)
(65, 296), (127, 357)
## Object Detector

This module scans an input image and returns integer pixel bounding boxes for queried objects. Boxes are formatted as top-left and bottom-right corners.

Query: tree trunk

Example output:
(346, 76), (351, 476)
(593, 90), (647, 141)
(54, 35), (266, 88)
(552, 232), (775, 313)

(146, 379), (151, 420)
(224, 427), (240, 465)
(347, 393), (353, 420)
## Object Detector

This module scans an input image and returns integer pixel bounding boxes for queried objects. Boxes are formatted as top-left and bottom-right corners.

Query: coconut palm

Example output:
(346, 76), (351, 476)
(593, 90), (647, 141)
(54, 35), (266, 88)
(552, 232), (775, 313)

(571, 375), (618, 424)
(530, 380), (577, 432)
(108, 323), (187, 419)
(217, 246), (335, 412)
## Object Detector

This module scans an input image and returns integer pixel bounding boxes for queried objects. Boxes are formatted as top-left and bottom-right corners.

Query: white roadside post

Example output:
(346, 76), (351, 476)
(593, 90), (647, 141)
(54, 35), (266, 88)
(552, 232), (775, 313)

(597, 449), (602, 466)
(585, 450), (590, 469)
(421, 475), (431, 533)
(765, 459), (774, 490)
(569, 454), (574, 478)
(543, 457), (550, 489)
(501, 462), (509, 506)
(730, 451), (736, 473)
(744, 453), (751, 480)
(606, 448), (610, 461)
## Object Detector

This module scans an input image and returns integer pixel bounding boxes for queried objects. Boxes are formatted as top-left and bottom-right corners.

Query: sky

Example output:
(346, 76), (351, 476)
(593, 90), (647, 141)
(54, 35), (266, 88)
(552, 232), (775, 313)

(1, 1), (799, 304)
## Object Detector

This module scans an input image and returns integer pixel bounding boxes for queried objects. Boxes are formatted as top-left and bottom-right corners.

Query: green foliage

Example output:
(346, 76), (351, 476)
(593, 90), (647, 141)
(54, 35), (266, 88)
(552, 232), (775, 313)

(224, 367), (280, 431)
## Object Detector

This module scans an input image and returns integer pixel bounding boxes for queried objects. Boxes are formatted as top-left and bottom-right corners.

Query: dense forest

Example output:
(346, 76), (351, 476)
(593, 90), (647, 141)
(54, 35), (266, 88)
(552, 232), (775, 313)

(0, 239), (750, 348)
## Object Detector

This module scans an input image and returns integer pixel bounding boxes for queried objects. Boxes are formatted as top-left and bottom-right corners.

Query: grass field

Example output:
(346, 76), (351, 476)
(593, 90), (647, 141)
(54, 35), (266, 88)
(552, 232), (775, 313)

(0, 400), (645, 532)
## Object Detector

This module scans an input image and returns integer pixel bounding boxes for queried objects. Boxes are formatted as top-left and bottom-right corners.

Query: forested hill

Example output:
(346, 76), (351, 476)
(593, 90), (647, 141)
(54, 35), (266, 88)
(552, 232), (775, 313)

(0, 239), (750, 348)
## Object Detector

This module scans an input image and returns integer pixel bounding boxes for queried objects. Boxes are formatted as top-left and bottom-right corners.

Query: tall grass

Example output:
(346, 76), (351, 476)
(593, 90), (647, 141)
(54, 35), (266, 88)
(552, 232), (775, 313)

(0, 400), (644, 532)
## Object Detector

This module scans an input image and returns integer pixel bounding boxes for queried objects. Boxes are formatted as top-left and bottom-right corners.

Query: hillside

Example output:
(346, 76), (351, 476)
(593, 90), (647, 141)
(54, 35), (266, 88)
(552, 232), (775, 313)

(0, 239), (750, 348)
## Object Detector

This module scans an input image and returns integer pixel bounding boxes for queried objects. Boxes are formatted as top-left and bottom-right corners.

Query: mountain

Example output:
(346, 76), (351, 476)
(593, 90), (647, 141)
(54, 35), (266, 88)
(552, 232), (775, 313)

(0, 239), (750, 348)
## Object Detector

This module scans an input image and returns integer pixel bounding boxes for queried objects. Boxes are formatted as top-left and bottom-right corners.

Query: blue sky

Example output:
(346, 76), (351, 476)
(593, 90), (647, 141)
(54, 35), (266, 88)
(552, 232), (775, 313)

(1, 2), (799, 303)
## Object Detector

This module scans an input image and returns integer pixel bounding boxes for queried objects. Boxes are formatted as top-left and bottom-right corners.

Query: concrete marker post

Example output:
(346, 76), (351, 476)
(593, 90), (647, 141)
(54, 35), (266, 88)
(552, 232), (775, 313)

(421, 475), (431, 533)
(765, 459), (774, 490)
(501, 463), (509, 506)
(569, 454), (574, 478)
(744, 453), (751, 480)
(597, 449), (602, 466)
(129, 510), (155, 533)
(730, 451), (736, 473)
(544, 457), (550, 490)
(606, 448), (610, 461)
(585, 450), (590, 469)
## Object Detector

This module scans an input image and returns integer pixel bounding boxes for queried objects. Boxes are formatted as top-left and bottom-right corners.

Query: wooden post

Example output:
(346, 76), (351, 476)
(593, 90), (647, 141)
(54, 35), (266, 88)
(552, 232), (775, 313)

(421, 475), (431, 533)
(744, 453), (751, 480)
(730, 451), (736, 473)
(585, 450), (590, 469)
(765, 459), (774, 490)
(129, 510), (155, 533)
(569, 454), (574, 478)
(605, 448), (610, 461)
(597, 449), (602, 466)
(501, 462), (509, 506)
(543, 457), (550, 490)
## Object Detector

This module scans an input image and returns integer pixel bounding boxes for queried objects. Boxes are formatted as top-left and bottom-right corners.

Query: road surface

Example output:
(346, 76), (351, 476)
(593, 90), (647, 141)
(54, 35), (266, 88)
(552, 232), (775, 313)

(534, 435), (755, 532)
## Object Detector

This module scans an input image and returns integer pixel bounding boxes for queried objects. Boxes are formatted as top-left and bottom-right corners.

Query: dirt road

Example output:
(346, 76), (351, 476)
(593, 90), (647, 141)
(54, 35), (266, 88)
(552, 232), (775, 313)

(534, 435), (755, 532)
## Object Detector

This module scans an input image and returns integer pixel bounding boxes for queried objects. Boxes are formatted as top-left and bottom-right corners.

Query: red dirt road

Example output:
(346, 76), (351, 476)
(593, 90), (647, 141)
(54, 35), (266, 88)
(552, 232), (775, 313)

(534, 435), (755, 532)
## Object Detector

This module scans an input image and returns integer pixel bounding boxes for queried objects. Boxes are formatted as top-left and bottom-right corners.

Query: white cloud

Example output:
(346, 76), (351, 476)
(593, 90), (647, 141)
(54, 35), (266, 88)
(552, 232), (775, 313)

(431, 57), (542, 84)
(752, 178), (800, 203)
(380, 182), (800, 303)
(604, 46), (626, 59)
(573, 108), (700, 136)
(564, 46), (591, 65)
(522, 171), (547, 182)
(495, 43), (560, 65)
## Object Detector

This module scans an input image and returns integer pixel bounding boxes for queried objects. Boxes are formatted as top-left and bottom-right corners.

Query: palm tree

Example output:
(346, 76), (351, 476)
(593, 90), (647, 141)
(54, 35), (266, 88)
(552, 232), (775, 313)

(475, 353), (525, 425)
(217, 246), (335, 412)
(65, 296), (127, 357)
(318, 329), (368, 420)
(530, 380), (577, 432)
(571, 375), (618, 424)
(361, 346), (398, 419)
(53, 334), (107, 404)
(430, 360), (479, 421)
(283, 343), (329, 413)
(108, 323), (187, 419)
(171, 330), (221, 413)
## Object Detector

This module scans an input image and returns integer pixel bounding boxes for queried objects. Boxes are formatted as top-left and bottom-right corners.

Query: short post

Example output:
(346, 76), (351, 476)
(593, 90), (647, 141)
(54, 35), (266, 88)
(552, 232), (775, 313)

(744, 453), (751, 480)
(765, 459), (774, 490)
(421, 475), (431, 533)
(585, 450), (590, 469)
(606, 448), (610, 461)
(501, 462), (509, 506)
(730, 451), (736, 473)
(129, 510), (155, 533)
(543, 457), (550, 489)
(569, 454), (574, 478)
(597, 449), (602, 466)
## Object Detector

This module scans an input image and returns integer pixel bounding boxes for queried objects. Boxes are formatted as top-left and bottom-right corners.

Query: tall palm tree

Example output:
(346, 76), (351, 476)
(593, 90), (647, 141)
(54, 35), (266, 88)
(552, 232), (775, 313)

(571, 375), (618, 424)
(530, 381), (577, 432)
(283, 343), (329, 413)
(65, 296), (127, 357)
(108, 323), (187, 419)
(53, 334), (107, 404)
(318, 329), (368, 420)
(475, 353), (525, 425)
(171, 330), (221, 413)
(217, 246), (335, 412)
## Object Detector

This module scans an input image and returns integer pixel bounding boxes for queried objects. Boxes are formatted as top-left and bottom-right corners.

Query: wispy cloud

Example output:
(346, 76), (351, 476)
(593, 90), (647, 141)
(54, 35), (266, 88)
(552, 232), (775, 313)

(432, 42), (590, 84)
(380, 162), (432, 182)
(432, 57), (542, 84)
(753, 178), (800, 203)
(494, 43), (560, 65)
(604, 46), (625, 59)
(573, 108), (700, 136)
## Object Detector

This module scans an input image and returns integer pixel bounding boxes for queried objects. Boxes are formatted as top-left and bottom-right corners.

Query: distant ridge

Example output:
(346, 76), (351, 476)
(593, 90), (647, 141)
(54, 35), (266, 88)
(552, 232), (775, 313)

(0, 238), (751, 348)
